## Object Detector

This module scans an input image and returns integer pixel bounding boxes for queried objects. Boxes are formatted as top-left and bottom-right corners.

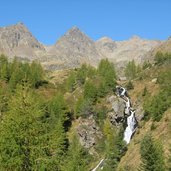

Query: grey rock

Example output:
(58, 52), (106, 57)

(107, 95), (125, 125)
(44, 26), (102, 69)
(118, 76), (127, 81)
(0, 22), (162, 71)
(0, 22), (45, 60)
(106, 95), (116, 103)
(77, 117), (102, 149)
(95, 36), (161, 65)
(112, 97), (125, 118)
(135, 105), (145, 121)
(151, 78), (157, 83)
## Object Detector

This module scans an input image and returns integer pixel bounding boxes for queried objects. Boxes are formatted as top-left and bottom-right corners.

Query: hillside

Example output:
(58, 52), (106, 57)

(0, 22), (171, 171)
(0, 51), (171, 170)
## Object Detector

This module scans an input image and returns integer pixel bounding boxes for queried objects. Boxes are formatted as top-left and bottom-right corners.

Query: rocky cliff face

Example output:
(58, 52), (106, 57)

(0, 23), (164, 70)
(96, 36), (162, 65)
(148, 36), (171, 59)
(0, 23), (45, 60)
(42, 27), (102, 70)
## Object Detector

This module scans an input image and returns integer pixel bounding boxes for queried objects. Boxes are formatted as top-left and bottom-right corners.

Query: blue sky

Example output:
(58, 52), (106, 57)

(0, 0), (171, 45)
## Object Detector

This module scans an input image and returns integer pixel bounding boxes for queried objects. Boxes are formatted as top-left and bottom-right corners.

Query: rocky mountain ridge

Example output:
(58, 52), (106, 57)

(0, 22), (167, 70)
(0, 23), (45, 61)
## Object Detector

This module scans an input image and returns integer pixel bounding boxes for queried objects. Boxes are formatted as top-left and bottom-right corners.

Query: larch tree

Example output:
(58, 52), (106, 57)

(140, 134), (165, 171)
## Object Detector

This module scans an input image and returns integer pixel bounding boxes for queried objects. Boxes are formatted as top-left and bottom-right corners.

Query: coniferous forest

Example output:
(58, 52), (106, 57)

(0, 53), (171, 171)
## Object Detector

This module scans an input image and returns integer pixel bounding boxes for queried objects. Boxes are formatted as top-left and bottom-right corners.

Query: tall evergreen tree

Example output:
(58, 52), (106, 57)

(0, 83), (46, 170)
(66, 71), (76, 92)
(102, 120), (126, 171)
(0, 54), (9, 81)
(124, 60), (141, 80)
(84, 80), (97, 101)
(76, 64), (88, 85)
(98, 59), (116, 88)
(140, 134), (165, 171)
(30, 61), (44, 88)
(62, 134), (91, 171)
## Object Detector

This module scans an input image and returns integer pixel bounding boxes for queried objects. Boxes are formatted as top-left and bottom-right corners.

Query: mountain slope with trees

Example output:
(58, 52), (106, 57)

(0, 52), (170, 170)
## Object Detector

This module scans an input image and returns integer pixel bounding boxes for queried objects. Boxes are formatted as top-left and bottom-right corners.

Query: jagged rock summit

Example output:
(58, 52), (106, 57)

(95, 35), (162, 65)
(0, 22), (164, 70)
(44, 26), (102, 70)
(0, 22), (45, 60)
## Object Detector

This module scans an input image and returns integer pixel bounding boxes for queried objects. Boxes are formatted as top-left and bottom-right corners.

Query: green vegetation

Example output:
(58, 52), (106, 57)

(125, 80), (134, 90)
(66, 59), (117, 120)
(124, 60), (142, 80)
(140, 135), (165, 171)
(0, 83), (70, 170)
(142, 60), (152, 70)
(143, 53), (171, 121)
(0, 55), (45, 90)
(62, 134), (91, 171)
(102, 120), (127, 171)
(142, 86), (148, 97)
(66, 71), (76, 92)
(154, 51), (171, 65)
(0, 56), (118, 170)
(144, 90), (171, 121)
(0, 54), (170, 170)
(74, 97), (93, 118)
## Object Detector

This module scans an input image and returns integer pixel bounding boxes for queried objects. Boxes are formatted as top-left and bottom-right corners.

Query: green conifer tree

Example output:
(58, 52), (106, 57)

(140, 135), (165, 171)
(62, 134), (91, 171)
(0, 83), (46, 170)
(103, 120), (126, 171)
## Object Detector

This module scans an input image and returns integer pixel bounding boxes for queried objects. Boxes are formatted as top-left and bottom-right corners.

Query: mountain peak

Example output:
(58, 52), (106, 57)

(96, 37), (114, 43)
(69, 26), (80, 31)
(16, 22), (25, 26)
(65, 26), (84, 37)
(0, 22), (45, 59)
(54, 26), (93, 46)
(130, 35), (141, 40)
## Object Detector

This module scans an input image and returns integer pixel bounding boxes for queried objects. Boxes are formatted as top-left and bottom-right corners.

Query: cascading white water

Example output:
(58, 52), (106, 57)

(92, 86), (137, 169)
(123, 110), (137, 144)
(124, 97), (131, 115)
(116, 86), (137, 144)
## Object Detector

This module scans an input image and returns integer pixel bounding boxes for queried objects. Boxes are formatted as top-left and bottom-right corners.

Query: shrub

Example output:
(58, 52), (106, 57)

(125, 80), (134, 90)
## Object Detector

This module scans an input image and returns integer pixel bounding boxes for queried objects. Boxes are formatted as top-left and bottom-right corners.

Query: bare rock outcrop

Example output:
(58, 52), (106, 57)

(0, 22), (164, 71)
(107, 95), (125, 125)
(0, 22), (45, 60)
(43, 26), (102, 69)
(95, 35), (162, 65)
(77, 116), (103, 149)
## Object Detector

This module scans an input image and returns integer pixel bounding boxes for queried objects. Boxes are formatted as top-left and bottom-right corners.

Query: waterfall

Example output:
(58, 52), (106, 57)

(92, 86), (138, 169)
(123, 110), (137, 144)
(124, 97), (131, 115)
(116, 86), (137, 144)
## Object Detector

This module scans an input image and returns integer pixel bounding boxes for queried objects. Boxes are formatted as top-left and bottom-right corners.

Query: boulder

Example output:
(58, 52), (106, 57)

(118, 76), (127, 81)
(77, 116), (102, 149)
(135, 105), (145, 121)
(151, 78), (157, 83)
(112, 97), (125, 118)
(107, 95), (125, 125)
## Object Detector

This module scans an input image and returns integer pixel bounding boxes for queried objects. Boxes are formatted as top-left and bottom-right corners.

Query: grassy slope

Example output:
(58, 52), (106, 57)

(117, 68), (171, 170)
(43, 64), (171, 170)
(117, 108), (171, 171)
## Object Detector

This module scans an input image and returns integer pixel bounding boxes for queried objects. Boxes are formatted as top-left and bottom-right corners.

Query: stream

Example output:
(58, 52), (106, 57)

(91, 86), (138, 170)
